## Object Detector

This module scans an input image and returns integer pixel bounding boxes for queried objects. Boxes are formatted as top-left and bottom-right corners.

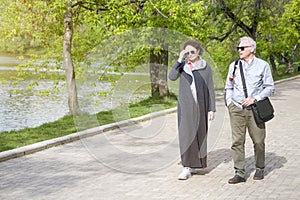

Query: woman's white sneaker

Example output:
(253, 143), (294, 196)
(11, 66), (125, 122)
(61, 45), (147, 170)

(189, 168), (198, 174)
(178, 167), (192, 180)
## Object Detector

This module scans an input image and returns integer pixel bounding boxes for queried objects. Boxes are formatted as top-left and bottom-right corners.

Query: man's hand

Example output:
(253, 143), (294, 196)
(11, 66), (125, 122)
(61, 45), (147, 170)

(241, 97), (255, 107)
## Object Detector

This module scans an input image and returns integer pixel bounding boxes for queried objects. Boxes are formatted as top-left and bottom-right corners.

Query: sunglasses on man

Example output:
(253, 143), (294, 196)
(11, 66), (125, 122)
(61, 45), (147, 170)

(236, 46), (252, 51)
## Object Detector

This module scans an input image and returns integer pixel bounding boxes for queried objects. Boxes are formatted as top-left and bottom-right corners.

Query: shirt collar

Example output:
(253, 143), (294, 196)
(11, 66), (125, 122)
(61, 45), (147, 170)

(242, 56), (255, 66)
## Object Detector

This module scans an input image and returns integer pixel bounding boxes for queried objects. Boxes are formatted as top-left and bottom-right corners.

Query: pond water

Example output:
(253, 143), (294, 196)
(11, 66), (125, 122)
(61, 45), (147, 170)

(0, 55), (155, 132)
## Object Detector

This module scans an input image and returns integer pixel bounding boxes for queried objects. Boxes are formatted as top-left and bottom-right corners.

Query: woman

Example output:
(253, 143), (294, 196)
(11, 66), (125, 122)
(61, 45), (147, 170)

(169, 40), (216, 180)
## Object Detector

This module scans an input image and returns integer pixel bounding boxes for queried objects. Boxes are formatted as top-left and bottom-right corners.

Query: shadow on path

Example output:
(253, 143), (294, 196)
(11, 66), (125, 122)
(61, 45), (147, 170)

(192, 149), (287, 179)
(192, 148), (232, 175)
(245, 152), (287, 179)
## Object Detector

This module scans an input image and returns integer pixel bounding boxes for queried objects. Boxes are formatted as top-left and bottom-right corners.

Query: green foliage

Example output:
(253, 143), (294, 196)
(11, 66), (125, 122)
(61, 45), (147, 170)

(1, 0), (299, 81)
(0, 0), (65, 53)
(201, 0), (300, 78)
(259, 0), (297, 55)
(273, 62), (300, 81)
(0, 0), (109, 98)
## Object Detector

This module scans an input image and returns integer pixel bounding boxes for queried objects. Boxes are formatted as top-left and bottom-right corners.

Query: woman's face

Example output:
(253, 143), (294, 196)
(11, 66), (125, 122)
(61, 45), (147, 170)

(184, 45), (199, 62)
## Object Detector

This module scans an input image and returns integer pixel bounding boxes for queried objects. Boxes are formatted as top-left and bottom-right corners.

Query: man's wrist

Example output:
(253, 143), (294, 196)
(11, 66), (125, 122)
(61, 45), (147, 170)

(254, 95), (261, 101)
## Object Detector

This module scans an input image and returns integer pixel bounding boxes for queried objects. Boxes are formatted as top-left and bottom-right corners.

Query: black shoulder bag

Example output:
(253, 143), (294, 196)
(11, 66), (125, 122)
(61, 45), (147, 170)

(238, 60), (275, 125)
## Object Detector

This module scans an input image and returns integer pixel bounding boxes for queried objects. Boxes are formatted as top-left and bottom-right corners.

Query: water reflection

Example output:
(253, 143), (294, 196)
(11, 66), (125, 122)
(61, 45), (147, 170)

(0, 79), (68, 132)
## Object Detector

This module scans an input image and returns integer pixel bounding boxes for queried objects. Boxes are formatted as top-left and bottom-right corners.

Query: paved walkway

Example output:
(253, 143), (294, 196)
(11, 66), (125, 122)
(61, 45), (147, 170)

(1, 76), (300, 200)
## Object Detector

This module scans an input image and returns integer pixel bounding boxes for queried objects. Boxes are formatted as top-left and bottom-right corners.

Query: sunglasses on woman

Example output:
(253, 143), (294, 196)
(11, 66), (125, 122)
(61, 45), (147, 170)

(185, 50), (196, 56)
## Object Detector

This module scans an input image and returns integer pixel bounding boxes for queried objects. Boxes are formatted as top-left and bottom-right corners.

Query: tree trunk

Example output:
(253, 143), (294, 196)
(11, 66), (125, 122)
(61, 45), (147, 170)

(158, 48), (169, 96)
(278, 53), (294, 74)
(150, 49), (160, 96)
(269, 53), (278, 77)
(63, 1), (80, 115)
(149, 48), (170, 97)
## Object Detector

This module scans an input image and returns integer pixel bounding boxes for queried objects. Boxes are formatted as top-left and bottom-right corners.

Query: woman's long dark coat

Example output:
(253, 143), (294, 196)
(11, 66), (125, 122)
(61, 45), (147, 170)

(169, 59), (216, 168)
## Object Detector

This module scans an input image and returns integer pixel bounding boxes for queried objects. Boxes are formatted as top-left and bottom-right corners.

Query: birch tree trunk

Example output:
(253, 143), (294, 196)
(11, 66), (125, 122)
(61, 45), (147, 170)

(63, 1), (80, 115)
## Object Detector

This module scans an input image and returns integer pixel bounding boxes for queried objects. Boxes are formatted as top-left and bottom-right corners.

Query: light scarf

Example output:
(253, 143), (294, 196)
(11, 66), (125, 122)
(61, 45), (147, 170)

(183, 59), (207, 104)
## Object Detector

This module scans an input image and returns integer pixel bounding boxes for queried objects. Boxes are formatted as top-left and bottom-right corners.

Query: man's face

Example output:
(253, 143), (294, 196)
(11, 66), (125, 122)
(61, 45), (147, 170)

(237, 40), (254, 60)
(184, 45), (199, 62)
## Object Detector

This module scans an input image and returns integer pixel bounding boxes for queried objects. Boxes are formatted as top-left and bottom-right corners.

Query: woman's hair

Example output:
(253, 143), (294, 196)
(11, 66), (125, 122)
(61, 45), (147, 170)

(183, 40), (204, 55)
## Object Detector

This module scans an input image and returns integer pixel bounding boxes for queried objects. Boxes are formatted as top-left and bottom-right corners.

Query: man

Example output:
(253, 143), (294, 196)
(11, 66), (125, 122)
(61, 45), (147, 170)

(225, 36), (274, 184)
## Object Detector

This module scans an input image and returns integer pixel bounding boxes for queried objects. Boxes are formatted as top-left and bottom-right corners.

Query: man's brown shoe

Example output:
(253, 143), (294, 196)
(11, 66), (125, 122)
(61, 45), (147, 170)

(228, 175), (246, 184)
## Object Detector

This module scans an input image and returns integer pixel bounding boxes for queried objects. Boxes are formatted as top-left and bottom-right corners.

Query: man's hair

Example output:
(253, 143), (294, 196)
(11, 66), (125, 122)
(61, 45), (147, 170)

(240, 36), (256, 53)
(183, 40), (204, 55)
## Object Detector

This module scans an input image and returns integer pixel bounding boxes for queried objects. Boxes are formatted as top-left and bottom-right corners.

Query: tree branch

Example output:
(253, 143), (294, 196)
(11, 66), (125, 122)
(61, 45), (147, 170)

(208, 24), (238, 42)
(217, 0), (254, 38)
(250, 0), (262, 39)
(72, 0), (147, 13)
(72, 0), (107, 12)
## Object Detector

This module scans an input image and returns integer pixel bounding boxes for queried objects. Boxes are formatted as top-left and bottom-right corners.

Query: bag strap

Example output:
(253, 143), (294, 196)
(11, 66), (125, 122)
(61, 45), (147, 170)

(238, 60), (248, 98)
(232, 60), (238, 77)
